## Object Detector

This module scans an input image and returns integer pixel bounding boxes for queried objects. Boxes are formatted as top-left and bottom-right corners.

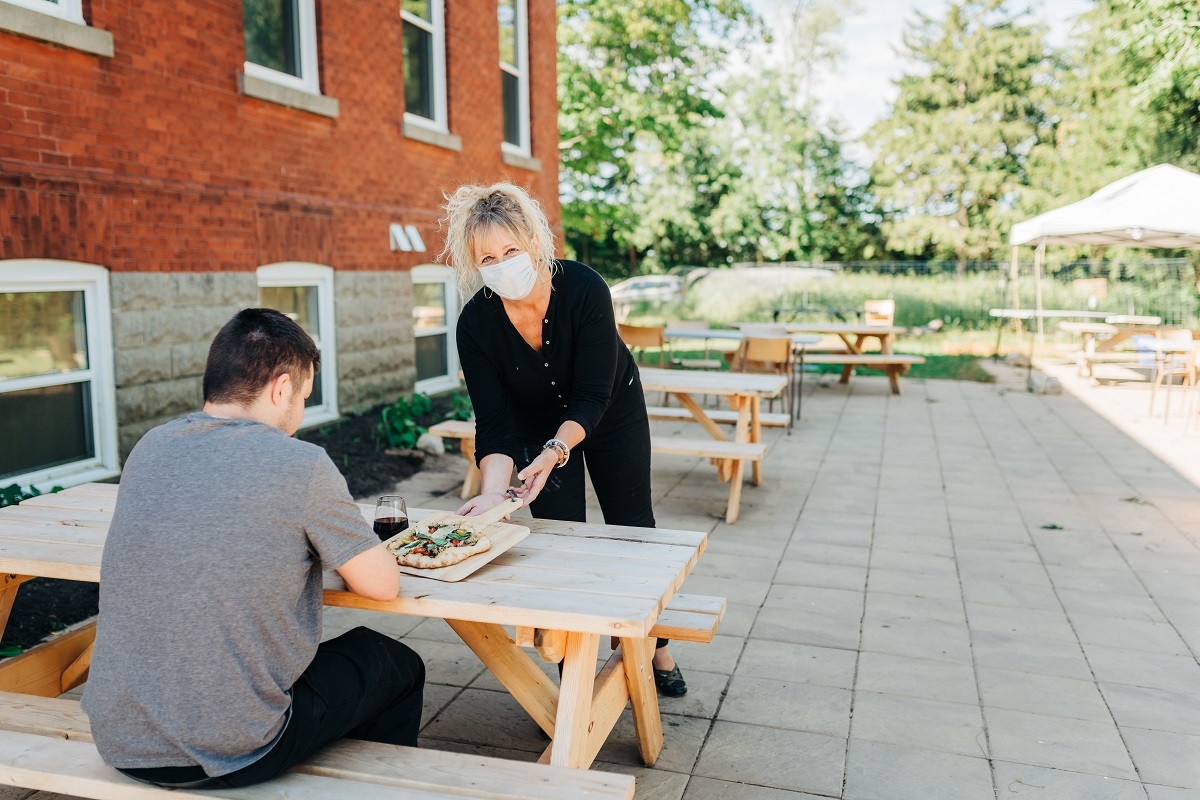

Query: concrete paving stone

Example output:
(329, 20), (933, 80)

(680, 574), (774, 607)
(956, 557), (1054, 587)
(420, 687), (547, 752)
(864, 591), (966, 625)
(419, 738), (539, 761)
(1044, 565), (1148, 597)
(469, 653), (560, 692)
(791, 518), (874, 546)
(653, 669), (729, 721)
(710, 602), (759, 638)
(717, 674), (852, 738)
(954, 538), (1043, 563)
(591, 764), (689, 800)
(682, 776), (830, 800)
(871, 531), (956, 558)
(983, 706), (1139, 780)
(865, 568), (963, 602)
(1083, 645), (1200, 694)
(1123, 727), (1200, 789)
(736, 639), (858, 689)
(1100, 682), (1200, 736)
(764, 584), (865, 618)
(0, 790), (34, 800)
(965, 603), (1079, 643)
(321, 606), (425, 640)
(404, 617), (463, 644)
(596, 712), (711, 774)
(782, 540), (871, 568)
(859, 616), (973, 663)
(1070, 614), (1190, 655)
(991, 760), (1150, 800)
(670, 634), (747, 675)
(751, 605), (862, 651)
(977, 665), (1111, 722)
(405, 639), (487, 687)
(705, 535), (790, 561)
(868, 549), (959, 577)
(1144, 785), (1200, 800)
(853, 651), (980, 705)
(872, 515), (952, 537)
(693, 553), (784, 582)
(842, 739), (994, 800)
(950, 521), (1034, 544)
(420, 683), (461, 729)
(1055, 586), (1166, 621)
(971, 631), (1094, 681)
(692, 722), (846, 796)
(850, 690), (986, 757)
(773, 560), (867, 592)
(960, 576), (1061, 611)
(1139, 572), (1200, 602)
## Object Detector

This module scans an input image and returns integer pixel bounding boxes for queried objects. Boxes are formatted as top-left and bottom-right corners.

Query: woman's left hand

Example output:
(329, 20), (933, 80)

(515, 448), (560, 506)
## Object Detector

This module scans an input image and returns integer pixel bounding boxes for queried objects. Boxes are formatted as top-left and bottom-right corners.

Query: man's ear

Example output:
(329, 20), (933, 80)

(269, 372), (292, 407)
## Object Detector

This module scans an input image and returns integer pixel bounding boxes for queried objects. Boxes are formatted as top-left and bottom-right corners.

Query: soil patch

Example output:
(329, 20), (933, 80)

(0, 578), (99, 653)
(296, 406), (425, 498)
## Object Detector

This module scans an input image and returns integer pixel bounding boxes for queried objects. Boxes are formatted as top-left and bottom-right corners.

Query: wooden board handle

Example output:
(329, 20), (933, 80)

(468, 495), (523, 528)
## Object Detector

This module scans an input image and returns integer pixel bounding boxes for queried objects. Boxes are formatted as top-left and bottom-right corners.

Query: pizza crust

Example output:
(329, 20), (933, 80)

(386, 520), (492, 569)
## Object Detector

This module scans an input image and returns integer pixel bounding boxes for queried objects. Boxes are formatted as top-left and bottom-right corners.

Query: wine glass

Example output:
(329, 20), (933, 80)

(374, 496), (408, 542)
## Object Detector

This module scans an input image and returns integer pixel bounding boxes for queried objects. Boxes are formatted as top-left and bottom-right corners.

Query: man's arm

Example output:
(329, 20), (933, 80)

(336, 544), (400, 601)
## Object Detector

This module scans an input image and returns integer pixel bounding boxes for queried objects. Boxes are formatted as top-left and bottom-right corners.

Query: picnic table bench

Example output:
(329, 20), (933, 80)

(0, 483), (723, 786)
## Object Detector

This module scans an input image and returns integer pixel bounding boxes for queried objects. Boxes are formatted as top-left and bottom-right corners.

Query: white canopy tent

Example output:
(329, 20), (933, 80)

(1008, 164), (1200, 334)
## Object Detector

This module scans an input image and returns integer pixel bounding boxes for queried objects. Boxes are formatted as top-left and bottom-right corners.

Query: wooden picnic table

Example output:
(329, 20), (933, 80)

(638, 367), (785, 509)
(0, 483), (713, 771)
(735, 322), (906, 385)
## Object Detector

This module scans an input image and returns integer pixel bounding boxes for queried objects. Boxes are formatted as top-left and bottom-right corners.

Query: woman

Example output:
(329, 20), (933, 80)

(440, 182), (686, 697)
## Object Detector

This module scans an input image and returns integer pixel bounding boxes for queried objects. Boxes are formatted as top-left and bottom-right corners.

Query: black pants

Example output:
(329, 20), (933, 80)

(119, 627), (425, 789)
(522, 410), (667, 649)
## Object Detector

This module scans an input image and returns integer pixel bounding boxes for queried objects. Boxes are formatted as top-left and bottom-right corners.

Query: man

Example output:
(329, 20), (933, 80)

(83, 308), (423, 789)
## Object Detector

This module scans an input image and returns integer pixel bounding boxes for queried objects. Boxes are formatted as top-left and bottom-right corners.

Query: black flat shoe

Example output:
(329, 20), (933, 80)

(653, 665), (687, 697)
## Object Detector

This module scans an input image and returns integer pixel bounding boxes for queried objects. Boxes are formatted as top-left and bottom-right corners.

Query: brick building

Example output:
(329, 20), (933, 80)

(0, 0), (560, 489)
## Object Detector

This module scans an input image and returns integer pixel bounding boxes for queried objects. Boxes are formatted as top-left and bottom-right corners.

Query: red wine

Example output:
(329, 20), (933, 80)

(374, 517), (408, 541)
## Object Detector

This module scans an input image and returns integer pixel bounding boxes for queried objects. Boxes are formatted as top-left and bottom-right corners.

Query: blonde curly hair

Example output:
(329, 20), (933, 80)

(438, 182), (557, 300)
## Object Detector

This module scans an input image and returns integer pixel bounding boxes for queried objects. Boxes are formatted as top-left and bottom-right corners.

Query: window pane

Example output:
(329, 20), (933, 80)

(502, 70), (521, 146)
(404, 23), (434, 119)
(401, 0), (431, 23)
(413, 283), (447, 331)
(0, 382), (94, 480)
(244, 0), (300, 77)
(498, 0), (517, 68)
(259, 285), (323, 408)
(0, 291), (88, 381)
(415, 333), (448, 382)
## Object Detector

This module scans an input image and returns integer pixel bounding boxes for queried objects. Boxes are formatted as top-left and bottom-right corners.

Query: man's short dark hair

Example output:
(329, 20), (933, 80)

(203, 308), (321, 406)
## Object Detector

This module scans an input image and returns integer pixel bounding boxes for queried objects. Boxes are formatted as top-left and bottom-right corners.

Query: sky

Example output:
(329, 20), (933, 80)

(744, 0), (1094, 139)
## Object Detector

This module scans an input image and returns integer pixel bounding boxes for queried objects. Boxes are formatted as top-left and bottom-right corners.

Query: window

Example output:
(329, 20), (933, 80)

(402, 0), (447, 130)
(411, 265), (460, 394)
(242, 0), (320, 94)
(498, 0), (529, 153)
(257, 263), (338, 427)
(3, 0), (84, 23)
(0, 260), (117, 489)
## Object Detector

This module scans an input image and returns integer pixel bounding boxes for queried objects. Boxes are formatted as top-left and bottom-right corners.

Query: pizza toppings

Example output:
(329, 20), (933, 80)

(386, 519), (492, 567)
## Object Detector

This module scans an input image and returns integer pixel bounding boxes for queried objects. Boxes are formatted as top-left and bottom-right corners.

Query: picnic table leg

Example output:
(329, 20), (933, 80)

(673, 391), (735, 482)
(0, 575), (34, 636)
(748, 397), (763, 487)
(887, 365), (903, 395)
(619, 636), (663, 766)
(460, 438), (481, 500)
(838, 334), (865, 383)
(549, 632), (601, 768)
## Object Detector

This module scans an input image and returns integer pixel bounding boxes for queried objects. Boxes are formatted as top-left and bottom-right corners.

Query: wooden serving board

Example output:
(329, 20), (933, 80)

(383, 499), (530, 582)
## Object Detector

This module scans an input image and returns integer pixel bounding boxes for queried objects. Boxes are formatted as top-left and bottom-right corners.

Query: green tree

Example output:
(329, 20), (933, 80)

(866, 0), (1059, 263)
(557, 0), (753, 278)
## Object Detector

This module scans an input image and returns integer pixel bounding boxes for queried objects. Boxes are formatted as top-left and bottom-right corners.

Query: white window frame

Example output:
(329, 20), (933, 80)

(242, 0), (322, 95)
(401, 0), (448, 132)
(256, 262), (339, 428)
(411, 264), (460, 395)
(0, 259), (118, 490)
(2, 0), (85, 24)
(499, 0), (530, 155)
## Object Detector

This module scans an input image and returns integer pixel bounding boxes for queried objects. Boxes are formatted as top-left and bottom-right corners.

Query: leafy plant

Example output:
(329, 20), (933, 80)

(447, 392), (474, 422)
(0, 483), (62, 509)
(378, 393), (431, 451)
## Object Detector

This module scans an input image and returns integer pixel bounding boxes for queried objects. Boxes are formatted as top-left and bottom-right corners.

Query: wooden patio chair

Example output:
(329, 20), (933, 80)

(864, 299), (895, 327)
(1148, 329), (1196, 422)
(731, 336), (795, 429)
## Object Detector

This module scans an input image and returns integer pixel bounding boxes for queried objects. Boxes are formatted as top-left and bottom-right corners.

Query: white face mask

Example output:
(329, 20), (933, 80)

(478, 251), (538, 300)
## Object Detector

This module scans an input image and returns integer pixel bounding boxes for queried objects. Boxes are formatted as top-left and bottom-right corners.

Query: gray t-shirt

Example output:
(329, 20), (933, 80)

(81, 413), (379, 777)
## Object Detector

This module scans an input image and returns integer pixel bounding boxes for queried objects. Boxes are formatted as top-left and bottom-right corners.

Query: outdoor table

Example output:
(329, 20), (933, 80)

(662, 327), (820, 353)
(1146, 339), (1197, 421)
(0, 483), (710, 770)
(638, 367), (786, 486)
(735, 322), (907, 384)
(1057, 321), (1120, 354)
(771, 306), (863, 323)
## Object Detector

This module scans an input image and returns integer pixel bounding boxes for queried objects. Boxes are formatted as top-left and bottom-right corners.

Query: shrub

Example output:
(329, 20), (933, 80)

(378, 393), (431, 451)
(0, 484), (62, 509)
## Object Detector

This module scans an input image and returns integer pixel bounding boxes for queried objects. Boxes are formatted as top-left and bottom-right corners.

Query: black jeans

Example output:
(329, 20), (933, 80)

(119, 627), (425, 789)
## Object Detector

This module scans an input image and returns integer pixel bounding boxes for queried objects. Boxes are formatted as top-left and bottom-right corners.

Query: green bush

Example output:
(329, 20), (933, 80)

(447, 392), (474, 421)
(0, 484), (62, 509)
(378, 393), (431, 451)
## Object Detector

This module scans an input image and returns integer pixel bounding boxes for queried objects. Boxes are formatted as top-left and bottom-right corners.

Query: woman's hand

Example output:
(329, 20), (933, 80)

(455, 492), (513, 518)
(515, 448), (560, 506)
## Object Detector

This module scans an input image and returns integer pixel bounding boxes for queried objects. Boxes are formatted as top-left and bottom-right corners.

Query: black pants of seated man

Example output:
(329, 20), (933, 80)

(120, 627), (425, 789)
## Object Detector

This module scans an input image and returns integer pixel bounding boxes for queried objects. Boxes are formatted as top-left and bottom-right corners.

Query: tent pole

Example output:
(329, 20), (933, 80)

(1009, 245), (1020, 310)
(1034, 241), (1046, 343)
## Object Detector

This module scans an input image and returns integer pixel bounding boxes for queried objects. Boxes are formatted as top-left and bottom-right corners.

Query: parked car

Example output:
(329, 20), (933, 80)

(608, 275), (684, 304)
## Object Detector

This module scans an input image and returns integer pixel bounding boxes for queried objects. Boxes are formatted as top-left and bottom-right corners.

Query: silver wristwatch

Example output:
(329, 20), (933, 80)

(542, 438), (570, 467)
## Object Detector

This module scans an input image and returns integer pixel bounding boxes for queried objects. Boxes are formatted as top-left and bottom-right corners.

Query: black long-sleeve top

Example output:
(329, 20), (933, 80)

(456, 259), (642, 467)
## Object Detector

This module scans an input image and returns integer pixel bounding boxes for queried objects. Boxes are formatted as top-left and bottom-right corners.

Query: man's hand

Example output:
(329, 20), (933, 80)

(456, 491), (513, 517)
(515, 448), (559, 506)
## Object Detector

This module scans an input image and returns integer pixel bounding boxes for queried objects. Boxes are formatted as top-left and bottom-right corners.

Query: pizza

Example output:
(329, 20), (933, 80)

(386, 519), (492, 569)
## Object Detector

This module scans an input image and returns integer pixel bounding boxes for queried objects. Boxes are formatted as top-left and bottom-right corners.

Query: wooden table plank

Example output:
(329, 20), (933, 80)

(637, 367), (786, 398)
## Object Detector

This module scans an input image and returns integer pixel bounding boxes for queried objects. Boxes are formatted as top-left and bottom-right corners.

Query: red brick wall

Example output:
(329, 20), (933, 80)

(0, 0), (561, 272)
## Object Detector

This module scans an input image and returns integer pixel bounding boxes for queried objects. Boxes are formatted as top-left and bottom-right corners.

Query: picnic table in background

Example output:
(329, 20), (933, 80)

(771, 306), (864, 323)
(0, 483), (722, 772)
(638, 367), (785, 523)
(1055, 317), (1169, 377)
